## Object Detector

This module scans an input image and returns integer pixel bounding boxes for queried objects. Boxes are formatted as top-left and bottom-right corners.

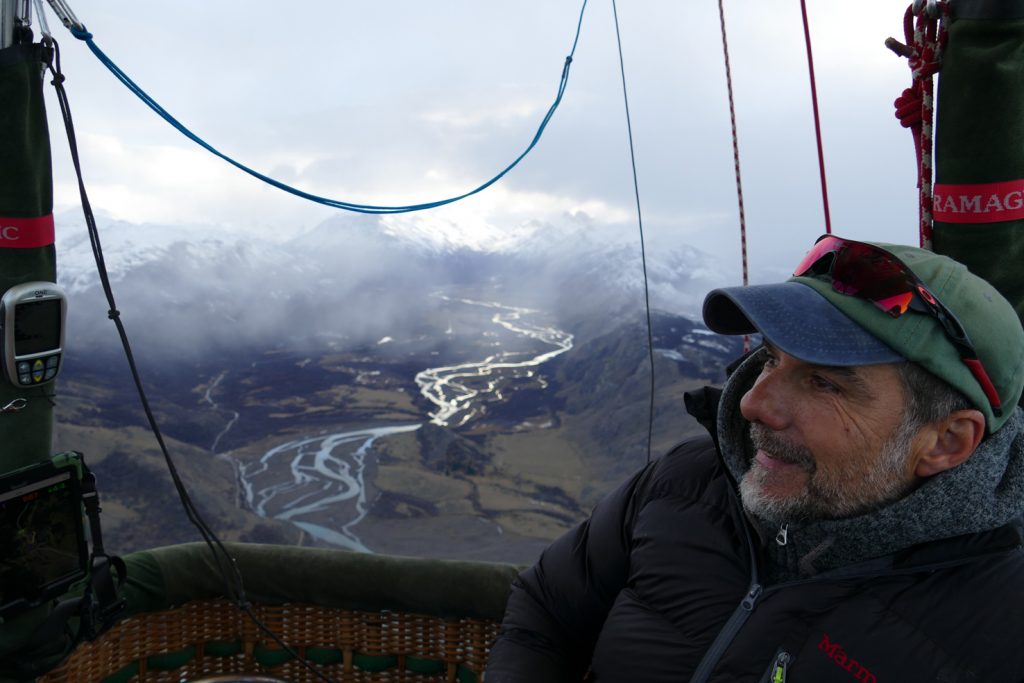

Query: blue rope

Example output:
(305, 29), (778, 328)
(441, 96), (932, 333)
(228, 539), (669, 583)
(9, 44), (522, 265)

(68, 1), (588, 215)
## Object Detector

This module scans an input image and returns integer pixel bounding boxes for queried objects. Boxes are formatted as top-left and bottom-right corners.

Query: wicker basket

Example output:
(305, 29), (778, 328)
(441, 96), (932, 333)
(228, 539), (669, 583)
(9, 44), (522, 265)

(38, 599), (500, 683)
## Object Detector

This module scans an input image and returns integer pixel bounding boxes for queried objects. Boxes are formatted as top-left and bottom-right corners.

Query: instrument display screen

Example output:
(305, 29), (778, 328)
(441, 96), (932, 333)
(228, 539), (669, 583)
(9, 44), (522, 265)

(14, 299), (61, 356)
(1, 282), (67, 386)
(0, 467), (87, 617)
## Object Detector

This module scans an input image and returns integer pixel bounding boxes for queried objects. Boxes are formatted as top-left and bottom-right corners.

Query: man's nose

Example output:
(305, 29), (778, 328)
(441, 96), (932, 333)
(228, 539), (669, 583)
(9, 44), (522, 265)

(740, 370), (790, 431)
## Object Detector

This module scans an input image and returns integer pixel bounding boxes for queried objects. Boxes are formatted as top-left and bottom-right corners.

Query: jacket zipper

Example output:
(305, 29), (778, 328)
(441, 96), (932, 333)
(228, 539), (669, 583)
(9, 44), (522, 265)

(768, 650), (791, 683)
(687, 480), (764, 683)
(687, 582), (763, 683)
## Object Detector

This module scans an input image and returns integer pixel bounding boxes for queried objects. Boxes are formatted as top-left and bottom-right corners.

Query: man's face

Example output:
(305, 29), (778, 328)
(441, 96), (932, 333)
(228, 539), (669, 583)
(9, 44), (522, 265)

(738, 344), (921, 523)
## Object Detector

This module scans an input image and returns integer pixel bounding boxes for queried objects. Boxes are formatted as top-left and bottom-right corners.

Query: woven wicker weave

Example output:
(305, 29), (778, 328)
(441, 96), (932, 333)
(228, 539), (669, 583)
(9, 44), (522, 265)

(38, 599), (500, 683)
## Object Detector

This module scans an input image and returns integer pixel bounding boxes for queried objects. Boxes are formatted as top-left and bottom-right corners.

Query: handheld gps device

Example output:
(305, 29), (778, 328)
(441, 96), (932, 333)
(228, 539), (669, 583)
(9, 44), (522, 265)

(0, 281), (67, 387)
(0, 453), (88, 620)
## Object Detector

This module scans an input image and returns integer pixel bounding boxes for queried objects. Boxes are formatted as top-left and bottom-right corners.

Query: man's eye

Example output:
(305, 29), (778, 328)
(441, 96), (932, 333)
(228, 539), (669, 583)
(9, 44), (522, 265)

(811, 375), (840, 393)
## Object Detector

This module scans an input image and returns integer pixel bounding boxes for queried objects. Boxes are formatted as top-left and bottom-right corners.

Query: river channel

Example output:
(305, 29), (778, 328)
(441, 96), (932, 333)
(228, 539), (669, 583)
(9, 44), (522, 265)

(222, 298), (573, 551)
(415, 297), (574, 427)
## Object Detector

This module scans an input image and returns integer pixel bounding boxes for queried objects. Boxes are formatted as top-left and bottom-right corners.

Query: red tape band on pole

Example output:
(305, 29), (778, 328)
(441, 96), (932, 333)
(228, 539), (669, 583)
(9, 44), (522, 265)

(933, 180), (1024, 224)
(0, 214), (56, 248)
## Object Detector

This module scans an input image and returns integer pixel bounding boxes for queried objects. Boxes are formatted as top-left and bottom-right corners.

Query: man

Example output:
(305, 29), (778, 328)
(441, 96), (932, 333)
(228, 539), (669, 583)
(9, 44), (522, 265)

(486, 236), (1024, 682)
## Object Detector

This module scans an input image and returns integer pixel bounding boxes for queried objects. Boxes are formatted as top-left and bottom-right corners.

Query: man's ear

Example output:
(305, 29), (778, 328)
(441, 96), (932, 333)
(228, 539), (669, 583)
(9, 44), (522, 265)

(913, 409), (986, 478)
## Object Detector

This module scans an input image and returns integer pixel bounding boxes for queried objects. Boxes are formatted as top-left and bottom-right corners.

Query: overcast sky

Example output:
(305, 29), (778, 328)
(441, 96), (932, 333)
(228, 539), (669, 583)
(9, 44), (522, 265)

(37, 1), (920, 284)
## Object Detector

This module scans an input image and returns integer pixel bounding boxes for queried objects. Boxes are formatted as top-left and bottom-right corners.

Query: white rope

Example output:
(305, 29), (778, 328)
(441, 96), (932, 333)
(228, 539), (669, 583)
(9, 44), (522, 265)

(32, 0), (50, 38)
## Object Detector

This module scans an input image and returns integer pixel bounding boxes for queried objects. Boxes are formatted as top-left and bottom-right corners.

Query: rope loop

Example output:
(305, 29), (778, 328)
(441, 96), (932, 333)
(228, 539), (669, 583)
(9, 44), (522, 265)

(53, 1), (589, 217)
(887, 1), (949, 249)
(69, 24), (92, 41)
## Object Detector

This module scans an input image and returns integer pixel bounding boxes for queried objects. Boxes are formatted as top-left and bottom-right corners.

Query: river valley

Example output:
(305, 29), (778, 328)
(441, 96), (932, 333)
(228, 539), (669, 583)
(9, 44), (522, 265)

(212, 297), (574, 552)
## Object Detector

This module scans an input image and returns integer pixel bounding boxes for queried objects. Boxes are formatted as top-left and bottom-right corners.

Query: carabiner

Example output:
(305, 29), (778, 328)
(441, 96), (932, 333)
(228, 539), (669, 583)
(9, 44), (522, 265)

(1, 398), (28, 413)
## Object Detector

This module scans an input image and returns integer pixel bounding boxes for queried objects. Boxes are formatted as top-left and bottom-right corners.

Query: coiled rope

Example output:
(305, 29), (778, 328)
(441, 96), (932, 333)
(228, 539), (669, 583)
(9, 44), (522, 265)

(887, 0), (948, 250)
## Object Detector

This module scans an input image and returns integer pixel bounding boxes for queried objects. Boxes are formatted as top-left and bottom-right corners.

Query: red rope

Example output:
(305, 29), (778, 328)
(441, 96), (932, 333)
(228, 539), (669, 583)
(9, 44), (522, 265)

(717, 0), (750, 352)
(888, 2), (948, 249)
(800, 0), (832, 235)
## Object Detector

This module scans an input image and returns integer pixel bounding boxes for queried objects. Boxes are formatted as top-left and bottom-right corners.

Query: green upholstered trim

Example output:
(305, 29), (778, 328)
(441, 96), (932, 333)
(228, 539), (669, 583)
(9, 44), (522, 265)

(117, 547), (168, 615)
(122, 542), (520, 622)
(351, 653), (399, 672)
(99, 662), (138, 683)
(457, 664), (480, 683)
(405, 655), (445, 674)
(253, 643), (293, 667)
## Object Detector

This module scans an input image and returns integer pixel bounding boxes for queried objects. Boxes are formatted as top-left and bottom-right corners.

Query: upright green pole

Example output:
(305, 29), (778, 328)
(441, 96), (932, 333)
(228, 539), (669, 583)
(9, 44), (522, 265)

(933, 1), (1024, 330)
(0, 20), (58, 471)
(1, 3), (13, 48)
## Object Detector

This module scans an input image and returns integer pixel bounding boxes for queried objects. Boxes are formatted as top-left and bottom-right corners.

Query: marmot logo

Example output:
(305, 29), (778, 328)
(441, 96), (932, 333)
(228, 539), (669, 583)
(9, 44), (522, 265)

(818, 633), (877, 682)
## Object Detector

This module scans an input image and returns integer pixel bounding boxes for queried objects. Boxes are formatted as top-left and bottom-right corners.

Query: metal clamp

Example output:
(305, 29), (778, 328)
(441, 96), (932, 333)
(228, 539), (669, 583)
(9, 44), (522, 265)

(43, 0), (81, 31)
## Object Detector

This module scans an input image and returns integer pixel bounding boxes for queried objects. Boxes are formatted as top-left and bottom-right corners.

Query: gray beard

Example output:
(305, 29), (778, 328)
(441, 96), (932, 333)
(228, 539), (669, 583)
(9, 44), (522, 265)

(739, 420), (919, 525)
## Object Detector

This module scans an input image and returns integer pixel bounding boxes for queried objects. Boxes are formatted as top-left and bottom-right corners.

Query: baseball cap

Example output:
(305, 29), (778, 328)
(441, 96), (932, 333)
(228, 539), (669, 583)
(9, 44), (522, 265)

(703, 237), (1024, 433)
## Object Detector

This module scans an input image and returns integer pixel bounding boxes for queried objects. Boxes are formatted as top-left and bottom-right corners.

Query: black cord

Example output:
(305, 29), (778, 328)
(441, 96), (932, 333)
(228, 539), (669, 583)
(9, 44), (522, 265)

(611, 0), (657, 465)
(43, 37), (337, 683)
(43, 37), (240, 605)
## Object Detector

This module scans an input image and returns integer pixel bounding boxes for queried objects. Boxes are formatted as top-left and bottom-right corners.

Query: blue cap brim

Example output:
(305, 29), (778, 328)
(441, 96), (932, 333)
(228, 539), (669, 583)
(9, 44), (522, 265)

(702, 282), (905, 366)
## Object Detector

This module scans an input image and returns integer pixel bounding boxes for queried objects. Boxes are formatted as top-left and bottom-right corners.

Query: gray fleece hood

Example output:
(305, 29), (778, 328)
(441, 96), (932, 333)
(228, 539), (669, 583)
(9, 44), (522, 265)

(718, 349), (1024, 581)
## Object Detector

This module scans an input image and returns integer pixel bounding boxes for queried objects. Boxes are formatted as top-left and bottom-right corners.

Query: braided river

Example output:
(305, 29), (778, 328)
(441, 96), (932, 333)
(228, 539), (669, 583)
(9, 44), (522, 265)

(211, 299), (573, 551)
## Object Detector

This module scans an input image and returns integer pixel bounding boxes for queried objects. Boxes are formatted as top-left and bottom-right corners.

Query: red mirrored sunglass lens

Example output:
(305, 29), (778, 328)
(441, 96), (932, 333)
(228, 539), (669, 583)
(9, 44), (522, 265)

(794, 238), (918, 317)
(792, 236), (845, 276)
(873, 292), (914, 317)
(832, 242), (907, 282)
(832, 245), (918, 316)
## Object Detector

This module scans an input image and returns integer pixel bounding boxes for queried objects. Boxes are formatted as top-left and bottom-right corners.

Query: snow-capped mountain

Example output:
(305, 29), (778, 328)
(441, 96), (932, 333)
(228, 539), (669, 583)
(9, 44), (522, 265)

(54, 209), (729, 354)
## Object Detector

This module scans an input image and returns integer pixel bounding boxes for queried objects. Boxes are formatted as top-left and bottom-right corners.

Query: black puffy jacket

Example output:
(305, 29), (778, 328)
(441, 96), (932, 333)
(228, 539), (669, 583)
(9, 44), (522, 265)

(486, 402), (1024, 681)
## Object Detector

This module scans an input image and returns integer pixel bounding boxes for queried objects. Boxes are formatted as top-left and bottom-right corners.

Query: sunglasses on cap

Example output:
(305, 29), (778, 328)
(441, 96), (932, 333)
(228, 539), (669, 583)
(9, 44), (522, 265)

(793, 235), (1002, 417)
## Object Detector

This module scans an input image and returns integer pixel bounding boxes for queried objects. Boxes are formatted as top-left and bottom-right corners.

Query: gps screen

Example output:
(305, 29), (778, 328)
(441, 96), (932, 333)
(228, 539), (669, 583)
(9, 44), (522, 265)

(0, 470), (86, 615)
(13, 299), (61, 356)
